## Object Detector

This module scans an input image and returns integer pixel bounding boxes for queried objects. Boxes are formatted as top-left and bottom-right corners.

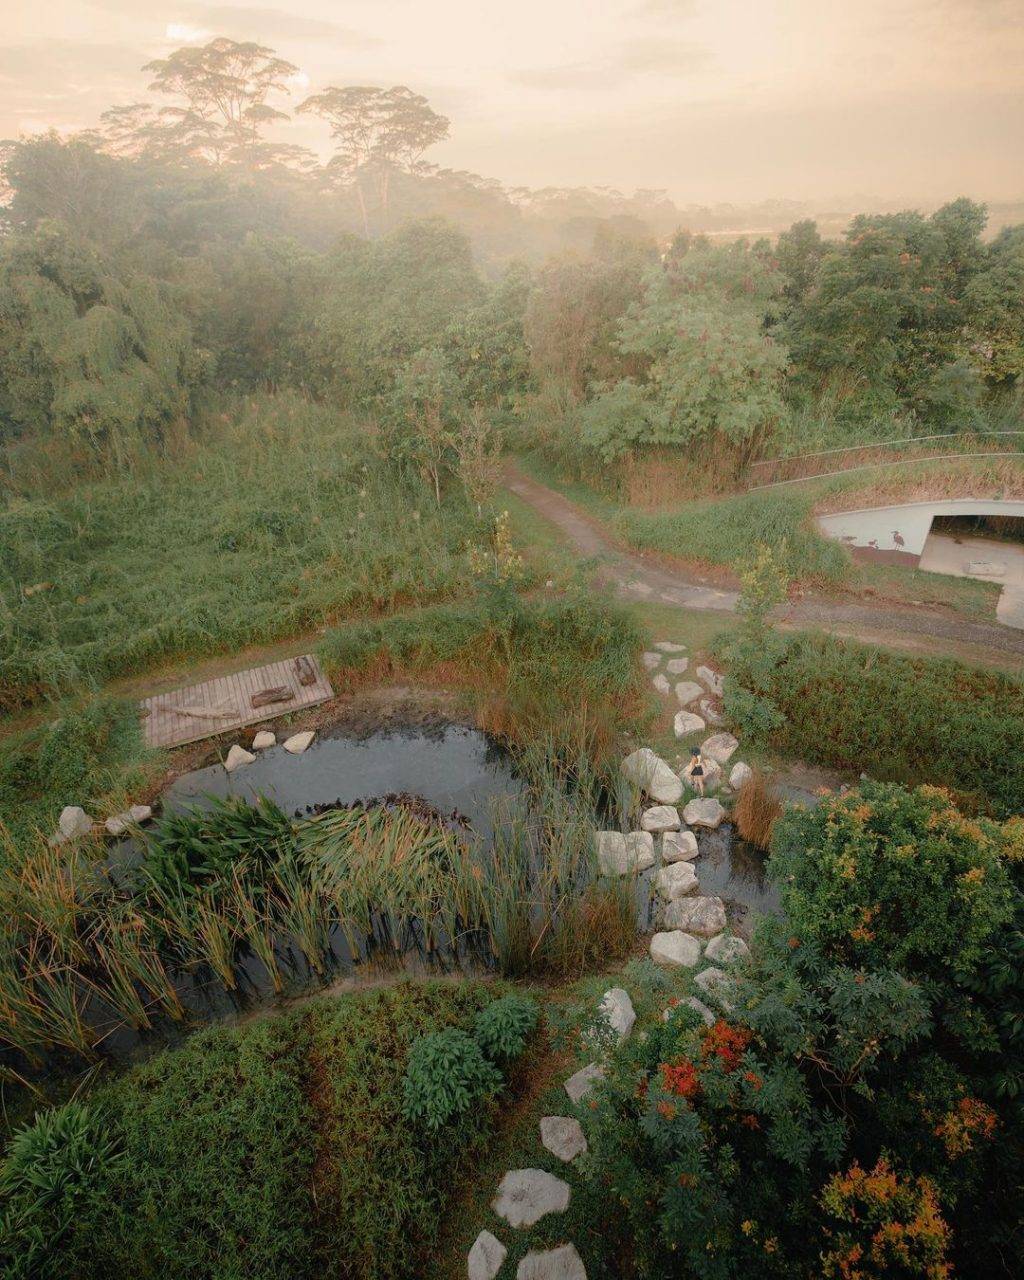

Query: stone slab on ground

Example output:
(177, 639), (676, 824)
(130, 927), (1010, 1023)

(516, 1244), (587, 1280)
(683, 797), (726, 829)
(564, 1063), (604, 1104)
(663, 895), (727, 937)
(650, 930), (702, 967)
(673, 710), (706, 738)
(674, 681), (704, 707)
(599, 987), (636, 1041)
(493, 1169), (571, 1228)
(696, 665), (725, 696)
(641, 805), (680, 833)
(655, 641), (687, 653)
(662, 829), (699, 862)
(702, 733), (739, 765)
(642, 651), (662, 671)
(652, 673), (671, 695)
(469, 1230), (507, 1280)
(698, 696), (725, 725)
(666, 657), (689, 675)
(621, 748), (682, 804)
(655, 861), (698, 900)
(540, 1116), (588, 1162)
(705, 934), (750, 965)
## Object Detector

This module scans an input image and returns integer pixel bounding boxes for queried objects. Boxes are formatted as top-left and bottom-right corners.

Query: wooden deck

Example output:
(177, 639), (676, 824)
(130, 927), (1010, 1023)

(141, 654), (334, 750)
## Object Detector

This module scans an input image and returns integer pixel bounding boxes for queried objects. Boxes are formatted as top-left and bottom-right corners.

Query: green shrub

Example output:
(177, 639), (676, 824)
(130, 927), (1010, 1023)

(473, 992), (540, 1061)
(402, 1028), (502, 1131)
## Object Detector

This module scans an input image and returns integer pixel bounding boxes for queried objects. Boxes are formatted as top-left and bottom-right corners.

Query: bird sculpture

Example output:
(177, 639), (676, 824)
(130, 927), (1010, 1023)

(893, 531), (906, 549)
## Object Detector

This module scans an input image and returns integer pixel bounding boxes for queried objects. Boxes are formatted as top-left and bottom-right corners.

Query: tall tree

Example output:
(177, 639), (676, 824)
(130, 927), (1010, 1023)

(298, 85), (449, 234)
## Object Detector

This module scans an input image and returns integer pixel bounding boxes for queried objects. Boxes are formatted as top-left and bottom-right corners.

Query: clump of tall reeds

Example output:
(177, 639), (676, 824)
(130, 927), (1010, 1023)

(734, 769), (783, 852)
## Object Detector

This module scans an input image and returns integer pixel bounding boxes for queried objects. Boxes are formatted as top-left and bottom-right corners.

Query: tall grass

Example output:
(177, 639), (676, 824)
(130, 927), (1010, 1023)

(0, 391), (480, 712)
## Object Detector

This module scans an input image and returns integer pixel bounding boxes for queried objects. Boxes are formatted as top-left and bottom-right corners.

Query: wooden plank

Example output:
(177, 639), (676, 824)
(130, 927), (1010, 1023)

(140, 654), (334, 750)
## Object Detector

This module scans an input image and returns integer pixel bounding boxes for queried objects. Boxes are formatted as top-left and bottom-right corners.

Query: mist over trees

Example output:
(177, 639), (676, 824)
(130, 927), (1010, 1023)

(0, 34), (1022, 477)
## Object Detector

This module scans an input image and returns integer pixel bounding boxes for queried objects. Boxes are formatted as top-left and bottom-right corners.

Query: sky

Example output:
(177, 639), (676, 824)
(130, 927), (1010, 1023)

(2, 0), (1022, 205)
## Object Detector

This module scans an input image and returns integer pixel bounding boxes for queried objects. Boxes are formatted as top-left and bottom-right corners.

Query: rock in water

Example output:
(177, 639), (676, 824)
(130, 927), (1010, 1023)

(650, 931), (702, 967)
(564, 1063), (604, 1103)
(621, 748), (682, 804)
(662, 830), (699, 862)
(516, 1244), (588, 1280)
(683, 798), (726, 829)
(599, 988), (636, 1041)
(469, 1230), (507, 1280)
(641, 805), (680, 833)
(492, 1169), (570, 1228)
(696, 665), (725, 696)
(283, 730), (315, 754)
(655, 861), (698, 900)
(673, 710), (706, 738)
(594, 831), (654, 876)
(705, 934), (750, 964)
(663, 896), (727, 937)
(224, 744), (256, 772)
(702, 733), (739, 765)
(729, 762), (753, 790)
(674, 681), (703, 707)
(252, 730), (276, 750)
(540, 1116), (588, 1162)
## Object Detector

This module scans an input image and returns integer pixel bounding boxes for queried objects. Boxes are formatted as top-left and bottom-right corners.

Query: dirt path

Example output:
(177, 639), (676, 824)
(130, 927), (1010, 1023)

(505, 464), (1024, 664)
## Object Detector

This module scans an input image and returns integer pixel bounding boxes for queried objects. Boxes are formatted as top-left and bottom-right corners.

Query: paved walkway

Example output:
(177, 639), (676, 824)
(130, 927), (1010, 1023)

(505, 466), (1024, 662)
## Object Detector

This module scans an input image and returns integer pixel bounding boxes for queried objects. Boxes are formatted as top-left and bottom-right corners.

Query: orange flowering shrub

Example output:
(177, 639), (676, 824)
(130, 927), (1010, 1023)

(932, 1096), (998, 1159)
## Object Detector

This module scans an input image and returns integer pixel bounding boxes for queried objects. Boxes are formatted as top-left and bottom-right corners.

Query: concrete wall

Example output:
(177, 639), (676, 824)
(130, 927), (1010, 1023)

(816, 499), (1024, 564)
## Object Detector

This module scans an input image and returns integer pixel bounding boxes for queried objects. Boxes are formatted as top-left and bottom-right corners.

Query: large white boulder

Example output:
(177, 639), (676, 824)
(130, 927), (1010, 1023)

(729, 761), (753, 791)
(595, 831), (654, 876)
(662, 830), (699, 862)
(621, 749), (682, 804)
(683, 797), (726, 829)
(702, 733), (739, 765)
(54, 805), (93, 843)
(493, 1169), (570, 1228)
(599, 987), (636, 1041)
(655, 861), (698, 900)
(283, 730), (315, 754)
(252, 730), (276, 750)
(564, 1063), (604, 1104)
(674, 681), (703, 707)
(650, 930), (702, 967)
(705, 934), (750, 965)
(516, 1244), (587, 1280)
(641, 805), (680, 833)
(469, 1230), (507, 1280)
(673, 710), (706, 738)
(663, 895), (727, 937)
(540, 1116), (588, 1162)
(224, 744), (255, 772)
(696, 665), (725, 696)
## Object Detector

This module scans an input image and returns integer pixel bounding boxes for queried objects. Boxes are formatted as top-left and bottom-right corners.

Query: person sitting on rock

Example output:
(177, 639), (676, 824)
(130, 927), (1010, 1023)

(683, 746), (706, 797)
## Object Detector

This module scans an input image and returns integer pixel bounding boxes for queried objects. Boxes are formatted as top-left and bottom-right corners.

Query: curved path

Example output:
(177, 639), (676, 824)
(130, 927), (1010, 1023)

(505, 465), (1024, 663)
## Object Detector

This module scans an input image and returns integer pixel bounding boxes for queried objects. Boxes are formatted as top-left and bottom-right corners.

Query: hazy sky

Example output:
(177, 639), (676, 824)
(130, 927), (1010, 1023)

(3, 0), (1022, 204)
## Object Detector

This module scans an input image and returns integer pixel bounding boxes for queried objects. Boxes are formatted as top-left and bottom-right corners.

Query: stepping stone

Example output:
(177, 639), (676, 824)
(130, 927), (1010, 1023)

(540, 1116), (588, 1162)
(696, 665), (725, 696)
(252, 730), (276, 750)
(655, 861), (698, 900)
(694, 966), (736, 1011)
(655, 641), (687, 653)
(224, 744), (255, 772)
(663, 996), (716, 1026)
(599, 987), (636, 1041)
(641, 805), (680, 833)
(469, 1230), (507, 1280)
(663, 896), (727, 937)
(673, 710), (706, 738)
(283, 730), (315, 754)
(665, 657), (689, 675)
(702, 733), (739, 765)
(729, 762), (752, 790)
(621, 748), (682, 804)
(698, 696), (725, 725)
(516, 1244), (587, 1279)
(594, 831), (654, 876)
(564, 1063), (604, 1103)
(652, 673), (671, 695)
(650, 930), (701, 967)
(683, 798), (726, 829)
(493, 1169), (570, 1228)
(662, 830), (698, 862)
(705, 934), (750, 965)
(675, 681), (703, 707)
(642, 651), (662, 671)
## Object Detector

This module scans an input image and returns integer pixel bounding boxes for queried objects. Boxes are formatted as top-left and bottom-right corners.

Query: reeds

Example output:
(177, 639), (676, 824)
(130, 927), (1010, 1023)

(734, 769), (783, 851)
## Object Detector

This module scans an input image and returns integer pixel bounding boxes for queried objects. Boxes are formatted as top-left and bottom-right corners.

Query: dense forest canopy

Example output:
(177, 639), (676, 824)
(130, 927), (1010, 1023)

(0, 34), (1022, 478)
